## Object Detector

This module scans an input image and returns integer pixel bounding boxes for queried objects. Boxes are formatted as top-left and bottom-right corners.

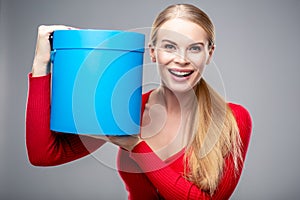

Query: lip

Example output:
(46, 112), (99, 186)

(168, 68), (194, 79)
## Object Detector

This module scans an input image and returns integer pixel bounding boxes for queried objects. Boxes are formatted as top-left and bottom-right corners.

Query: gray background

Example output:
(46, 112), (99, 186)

(1, 0), (300, 199)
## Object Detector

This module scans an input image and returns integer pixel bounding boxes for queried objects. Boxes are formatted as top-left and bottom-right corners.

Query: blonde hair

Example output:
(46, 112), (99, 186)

(150, 4), (242, 195)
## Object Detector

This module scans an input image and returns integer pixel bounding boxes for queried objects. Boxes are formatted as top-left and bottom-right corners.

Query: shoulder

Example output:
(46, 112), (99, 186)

(228, 103), (252, 126)
(142, 90), (153, 103)
(141, 90), (154, 112)
(228, 103), (252, 152)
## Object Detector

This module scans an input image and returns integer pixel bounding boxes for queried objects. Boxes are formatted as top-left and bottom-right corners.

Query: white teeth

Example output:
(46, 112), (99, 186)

(169, 69), (194, 77)
(171, 70), (190, 76)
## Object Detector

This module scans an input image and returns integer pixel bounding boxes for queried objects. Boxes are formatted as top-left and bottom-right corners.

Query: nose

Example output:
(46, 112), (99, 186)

(173, 50), (190, 65)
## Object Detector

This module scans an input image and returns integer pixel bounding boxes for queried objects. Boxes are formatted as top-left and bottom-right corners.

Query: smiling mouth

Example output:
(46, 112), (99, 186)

(168, 69), (194, 78)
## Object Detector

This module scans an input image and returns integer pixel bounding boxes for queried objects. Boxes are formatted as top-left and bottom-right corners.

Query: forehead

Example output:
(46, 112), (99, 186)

(157, 18), (208, 44)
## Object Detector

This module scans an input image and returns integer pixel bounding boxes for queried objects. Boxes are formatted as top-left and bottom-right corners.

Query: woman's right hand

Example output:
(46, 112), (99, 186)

(32, 25), (77, 77)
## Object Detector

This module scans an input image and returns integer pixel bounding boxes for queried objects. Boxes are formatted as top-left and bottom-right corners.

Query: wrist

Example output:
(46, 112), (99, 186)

(32, 61), (50, 77)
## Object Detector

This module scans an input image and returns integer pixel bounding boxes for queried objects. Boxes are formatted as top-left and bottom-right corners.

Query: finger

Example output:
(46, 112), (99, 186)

(38, 25), (80, 36)
(87, 134), (110, 141)
(50, 25), (80, 30)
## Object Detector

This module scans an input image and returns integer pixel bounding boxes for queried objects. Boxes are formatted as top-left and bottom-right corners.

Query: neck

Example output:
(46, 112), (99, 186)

(157, 86), (197, 115)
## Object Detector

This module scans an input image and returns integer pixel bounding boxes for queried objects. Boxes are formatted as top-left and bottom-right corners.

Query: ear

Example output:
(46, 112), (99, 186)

(148, 43), (156, 62)
(206, 45), (215, 65)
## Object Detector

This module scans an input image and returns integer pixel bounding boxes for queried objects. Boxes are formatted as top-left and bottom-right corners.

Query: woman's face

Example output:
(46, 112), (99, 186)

(150, 18), (214, 93)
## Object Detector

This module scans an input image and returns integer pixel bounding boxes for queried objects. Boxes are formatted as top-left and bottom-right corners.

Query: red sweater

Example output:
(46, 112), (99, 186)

(26, 73), (252, 200)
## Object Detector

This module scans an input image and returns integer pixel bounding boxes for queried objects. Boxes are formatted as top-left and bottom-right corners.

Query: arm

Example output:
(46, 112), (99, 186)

(117, 148), (162, 200)
(26, 25), (105, 166)
(129, 104), (252, 200)
(26, 73), (105, 166)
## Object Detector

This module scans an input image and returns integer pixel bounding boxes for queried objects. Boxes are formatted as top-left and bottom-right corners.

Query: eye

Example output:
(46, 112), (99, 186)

(189, 46), (201, 53)
(163, 44), (176, 51)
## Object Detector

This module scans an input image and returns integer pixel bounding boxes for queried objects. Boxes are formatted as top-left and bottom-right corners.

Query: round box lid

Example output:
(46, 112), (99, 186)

(52, 29), (145, 52)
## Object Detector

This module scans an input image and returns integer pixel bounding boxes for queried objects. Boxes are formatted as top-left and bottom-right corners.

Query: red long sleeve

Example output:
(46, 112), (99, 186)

(118, 94), (252, 200)
(26, 74), (252, 199)
(26, 73), (105, 166)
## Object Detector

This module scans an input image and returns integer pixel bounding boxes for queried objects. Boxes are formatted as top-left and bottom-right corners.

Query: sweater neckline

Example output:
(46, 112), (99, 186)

(141, 90), (186, 164)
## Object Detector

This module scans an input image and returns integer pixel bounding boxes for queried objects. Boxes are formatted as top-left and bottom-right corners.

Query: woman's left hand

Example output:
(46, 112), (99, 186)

(89, 134), (142, 151)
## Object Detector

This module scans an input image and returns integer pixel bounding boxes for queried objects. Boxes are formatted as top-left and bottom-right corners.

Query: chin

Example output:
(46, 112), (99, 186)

(164, 76), (201, 93)
(163, 81), (197, 94)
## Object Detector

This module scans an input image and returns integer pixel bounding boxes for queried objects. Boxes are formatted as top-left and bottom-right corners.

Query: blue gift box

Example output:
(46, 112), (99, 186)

(50, 29), (145, 135)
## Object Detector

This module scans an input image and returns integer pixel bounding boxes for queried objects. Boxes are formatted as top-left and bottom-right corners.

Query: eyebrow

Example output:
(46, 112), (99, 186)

(161, 39), (205, 47)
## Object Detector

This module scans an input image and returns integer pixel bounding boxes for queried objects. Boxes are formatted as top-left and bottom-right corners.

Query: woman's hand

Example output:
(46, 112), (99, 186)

(32, 25), (77, 77)
(89, 135), (142, 151)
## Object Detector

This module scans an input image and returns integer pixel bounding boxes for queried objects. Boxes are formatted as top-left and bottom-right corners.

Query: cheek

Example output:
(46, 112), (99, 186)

(156, 50), (174, 65)
(188, 54), (207, 70)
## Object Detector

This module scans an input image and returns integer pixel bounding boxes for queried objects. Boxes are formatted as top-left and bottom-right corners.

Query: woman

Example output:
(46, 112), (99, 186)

(26, 4), (252, 200)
